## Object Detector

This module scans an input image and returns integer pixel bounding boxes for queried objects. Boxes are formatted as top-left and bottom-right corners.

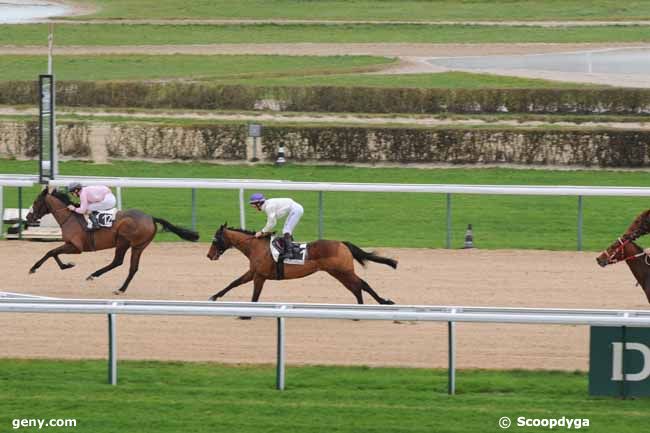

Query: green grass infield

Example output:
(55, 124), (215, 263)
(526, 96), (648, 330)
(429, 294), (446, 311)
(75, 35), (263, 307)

(0, 358), (647, 433)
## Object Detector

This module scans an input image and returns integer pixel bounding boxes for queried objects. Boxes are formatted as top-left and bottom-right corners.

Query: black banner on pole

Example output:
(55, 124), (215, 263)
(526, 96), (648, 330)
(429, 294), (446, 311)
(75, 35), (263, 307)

(39, 74), (54, 184)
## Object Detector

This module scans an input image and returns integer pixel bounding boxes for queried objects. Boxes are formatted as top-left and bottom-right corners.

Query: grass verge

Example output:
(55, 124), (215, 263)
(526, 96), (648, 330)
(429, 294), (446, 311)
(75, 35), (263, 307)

(0, 358), (647, 433)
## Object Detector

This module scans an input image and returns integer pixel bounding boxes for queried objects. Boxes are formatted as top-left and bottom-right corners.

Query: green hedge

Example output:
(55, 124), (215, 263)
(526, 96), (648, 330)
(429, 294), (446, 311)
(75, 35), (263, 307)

(2, 81), (650, 115)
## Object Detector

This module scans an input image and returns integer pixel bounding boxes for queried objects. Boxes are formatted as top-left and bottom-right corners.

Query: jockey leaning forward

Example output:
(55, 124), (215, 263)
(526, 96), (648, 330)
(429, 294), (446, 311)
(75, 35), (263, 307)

(67, 182), (117, 230)
(249, 192), (303, 258)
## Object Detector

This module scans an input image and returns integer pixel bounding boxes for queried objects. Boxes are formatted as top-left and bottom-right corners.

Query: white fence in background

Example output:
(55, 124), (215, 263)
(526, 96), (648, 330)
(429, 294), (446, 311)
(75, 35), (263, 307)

(3, 174), (650, 249)
(2, 298), (650, 393)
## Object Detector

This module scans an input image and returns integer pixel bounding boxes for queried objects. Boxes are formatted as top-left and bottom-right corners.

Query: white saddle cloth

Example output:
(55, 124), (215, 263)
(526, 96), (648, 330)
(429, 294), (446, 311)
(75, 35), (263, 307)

(270, 236), (307, 265)
(94, 208), (118, 228)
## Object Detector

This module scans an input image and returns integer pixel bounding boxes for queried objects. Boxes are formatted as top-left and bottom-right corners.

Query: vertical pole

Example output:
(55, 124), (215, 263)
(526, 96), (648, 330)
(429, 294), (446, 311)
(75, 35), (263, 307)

(239, 188), (246, 229)
(48, 23), (58, 178)
(276, 317), (286, 391)
(448, 320), (456, 395)
(318, 191), (324, 239)
(116, 186), (122, 210)
(0, 186), (4, 239)
(446, 193), (452, 249)
(621, 325), (627, 399)
(577, 195), (583, 251)
(108, 313), (117, 385)
(18, 187), (23, 240)
(191, 188), (197, 231)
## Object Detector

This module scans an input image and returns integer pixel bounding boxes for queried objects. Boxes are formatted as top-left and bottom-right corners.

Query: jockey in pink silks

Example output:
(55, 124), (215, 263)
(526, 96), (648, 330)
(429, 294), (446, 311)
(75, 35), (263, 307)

(67, 182), (117, 230)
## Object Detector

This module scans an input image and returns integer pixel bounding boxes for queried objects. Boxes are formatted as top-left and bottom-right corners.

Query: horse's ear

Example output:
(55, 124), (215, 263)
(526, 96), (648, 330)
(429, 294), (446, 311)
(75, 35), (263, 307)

(221, 222), (228, 228)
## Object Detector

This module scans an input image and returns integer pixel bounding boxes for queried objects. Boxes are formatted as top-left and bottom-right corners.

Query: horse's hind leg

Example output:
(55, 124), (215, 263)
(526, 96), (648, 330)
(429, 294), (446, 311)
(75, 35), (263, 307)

(328, 271), (394, 305)
(87, 238), (130, 281)
(114, 242), (149, 295)
(327, 271), (364, 304)
(358, 278), (394, 305)
(29, 242), (80, 274)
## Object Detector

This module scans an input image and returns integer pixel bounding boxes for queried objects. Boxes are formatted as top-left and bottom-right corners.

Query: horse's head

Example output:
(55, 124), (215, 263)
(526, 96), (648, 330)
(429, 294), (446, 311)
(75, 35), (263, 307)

(26, 187), (73, 224)
(25, 187), (51, 224)
(207, 223), (230, 261)
(597, 237), (644, 267)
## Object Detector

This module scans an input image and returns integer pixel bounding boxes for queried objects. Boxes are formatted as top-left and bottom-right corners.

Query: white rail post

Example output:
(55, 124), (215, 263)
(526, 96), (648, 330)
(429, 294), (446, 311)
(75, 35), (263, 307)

(116, 186), (122, 210)
(0, 186), (4, 239)
(276, 316), (286, 391)
(318, 191), (324, 239)
(108, 313), (117, 385)
(191, 188), (197, 231)
(239, 188), (246, 229)
(448, 319), (456, 395)
(18, 187), (23, 240)
(577, 195), (583, 251)
(446, 193), (452, 249)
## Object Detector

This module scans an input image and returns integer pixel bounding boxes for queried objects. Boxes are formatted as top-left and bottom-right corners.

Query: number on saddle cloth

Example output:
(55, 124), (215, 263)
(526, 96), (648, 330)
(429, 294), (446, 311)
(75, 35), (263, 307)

(94, 209), (118, 228)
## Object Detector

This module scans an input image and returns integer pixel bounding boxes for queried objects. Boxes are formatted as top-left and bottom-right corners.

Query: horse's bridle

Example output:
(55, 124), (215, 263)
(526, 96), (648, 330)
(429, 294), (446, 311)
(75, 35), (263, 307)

(212, 231), (228, 256)
(212, 229), (255, 256)
(42, 194), (76, 227)
(603, 237), (646, 265)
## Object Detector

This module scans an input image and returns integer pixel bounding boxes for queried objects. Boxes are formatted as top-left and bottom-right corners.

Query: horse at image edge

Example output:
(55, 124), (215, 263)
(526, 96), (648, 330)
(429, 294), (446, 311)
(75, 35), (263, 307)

(26, 187), (199, 294)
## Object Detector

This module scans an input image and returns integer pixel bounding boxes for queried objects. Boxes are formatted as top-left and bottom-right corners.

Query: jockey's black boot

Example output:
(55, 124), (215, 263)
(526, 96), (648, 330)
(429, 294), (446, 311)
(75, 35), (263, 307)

(87, 212), (100, 231)
(282, 232), (293, 259)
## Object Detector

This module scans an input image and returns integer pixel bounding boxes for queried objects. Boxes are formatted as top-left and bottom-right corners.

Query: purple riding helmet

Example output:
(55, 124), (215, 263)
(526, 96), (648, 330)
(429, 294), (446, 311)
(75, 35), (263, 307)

(249, 192), (266, 204)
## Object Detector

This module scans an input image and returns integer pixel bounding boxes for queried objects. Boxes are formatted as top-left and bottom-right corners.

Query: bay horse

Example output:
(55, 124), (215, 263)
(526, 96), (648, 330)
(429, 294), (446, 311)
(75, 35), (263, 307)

(596, 237), (650, 304)
(206, 224), (397, 304)
(26, 187), (199, 294)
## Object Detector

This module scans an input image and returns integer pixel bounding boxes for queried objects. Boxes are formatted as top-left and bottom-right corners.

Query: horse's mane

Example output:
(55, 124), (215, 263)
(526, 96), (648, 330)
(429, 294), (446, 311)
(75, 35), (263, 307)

(50, 189), (72, 205)
(227, 227), (273, 238)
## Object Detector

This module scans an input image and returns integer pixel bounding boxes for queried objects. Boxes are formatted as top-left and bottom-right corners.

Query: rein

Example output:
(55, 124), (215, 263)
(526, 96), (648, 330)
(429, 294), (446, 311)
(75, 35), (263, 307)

(604, 237), (647, 264)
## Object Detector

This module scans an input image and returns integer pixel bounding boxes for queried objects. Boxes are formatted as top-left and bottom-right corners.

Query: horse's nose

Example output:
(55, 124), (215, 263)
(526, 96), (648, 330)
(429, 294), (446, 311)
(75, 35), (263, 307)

(596, 257), (607, 268)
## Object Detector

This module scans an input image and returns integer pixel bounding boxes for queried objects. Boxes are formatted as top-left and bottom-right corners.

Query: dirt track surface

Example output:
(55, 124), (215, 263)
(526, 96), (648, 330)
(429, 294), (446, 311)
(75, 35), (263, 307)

(1, 241), (647, 370)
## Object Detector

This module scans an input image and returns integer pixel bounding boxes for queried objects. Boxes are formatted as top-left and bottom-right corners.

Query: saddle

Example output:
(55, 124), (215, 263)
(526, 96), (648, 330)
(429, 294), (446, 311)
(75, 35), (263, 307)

(270, 237), (307, 280)
(88, 209), (117, 230)
(270, 237), (307, 264)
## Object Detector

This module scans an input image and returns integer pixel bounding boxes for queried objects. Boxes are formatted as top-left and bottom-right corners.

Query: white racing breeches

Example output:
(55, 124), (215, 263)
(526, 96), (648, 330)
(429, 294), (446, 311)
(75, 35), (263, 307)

(282, 203), (304, 235)
(87, 193), (117, 212)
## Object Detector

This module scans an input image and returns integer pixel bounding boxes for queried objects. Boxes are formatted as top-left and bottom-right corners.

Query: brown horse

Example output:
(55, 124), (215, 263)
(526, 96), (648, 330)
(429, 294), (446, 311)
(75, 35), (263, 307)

(206, 224), (397, 304)
(26, 187), (199, 294)
(596, 237), (650, 303)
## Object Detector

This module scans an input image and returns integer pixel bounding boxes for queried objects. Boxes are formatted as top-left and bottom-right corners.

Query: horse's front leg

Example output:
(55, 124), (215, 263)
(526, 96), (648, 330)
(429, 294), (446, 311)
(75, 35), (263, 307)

(209, 270), (254, 301)
(239, 275), (267, 320)
(29, 242), (80, 274)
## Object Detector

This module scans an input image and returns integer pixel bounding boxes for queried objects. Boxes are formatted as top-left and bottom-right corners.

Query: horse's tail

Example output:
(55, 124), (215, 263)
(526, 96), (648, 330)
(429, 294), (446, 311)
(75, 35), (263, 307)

(153, 217), (200, 242)
(343, 241), (397, 269)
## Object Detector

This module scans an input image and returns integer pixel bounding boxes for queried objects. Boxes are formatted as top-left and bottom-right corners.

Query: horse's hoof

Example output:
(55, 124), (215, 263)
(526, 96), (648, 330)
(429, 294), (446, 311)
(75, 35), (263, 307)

(384, 299), (395, 305)
(112, 290), (121, 295)
(28, 268), (36, 274)
(62, 263), (75, 270)
(238, 316), (252, 320)
(86, 275), (95, 281)
(209, 296), (218, 302)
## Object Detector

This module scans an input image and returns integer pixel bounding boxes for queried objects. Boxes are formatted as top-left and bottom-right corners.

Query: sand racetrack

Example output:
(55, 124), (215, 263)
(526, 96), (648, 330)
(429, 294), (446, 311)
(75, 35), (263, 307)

(0, 241), (647, 371)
